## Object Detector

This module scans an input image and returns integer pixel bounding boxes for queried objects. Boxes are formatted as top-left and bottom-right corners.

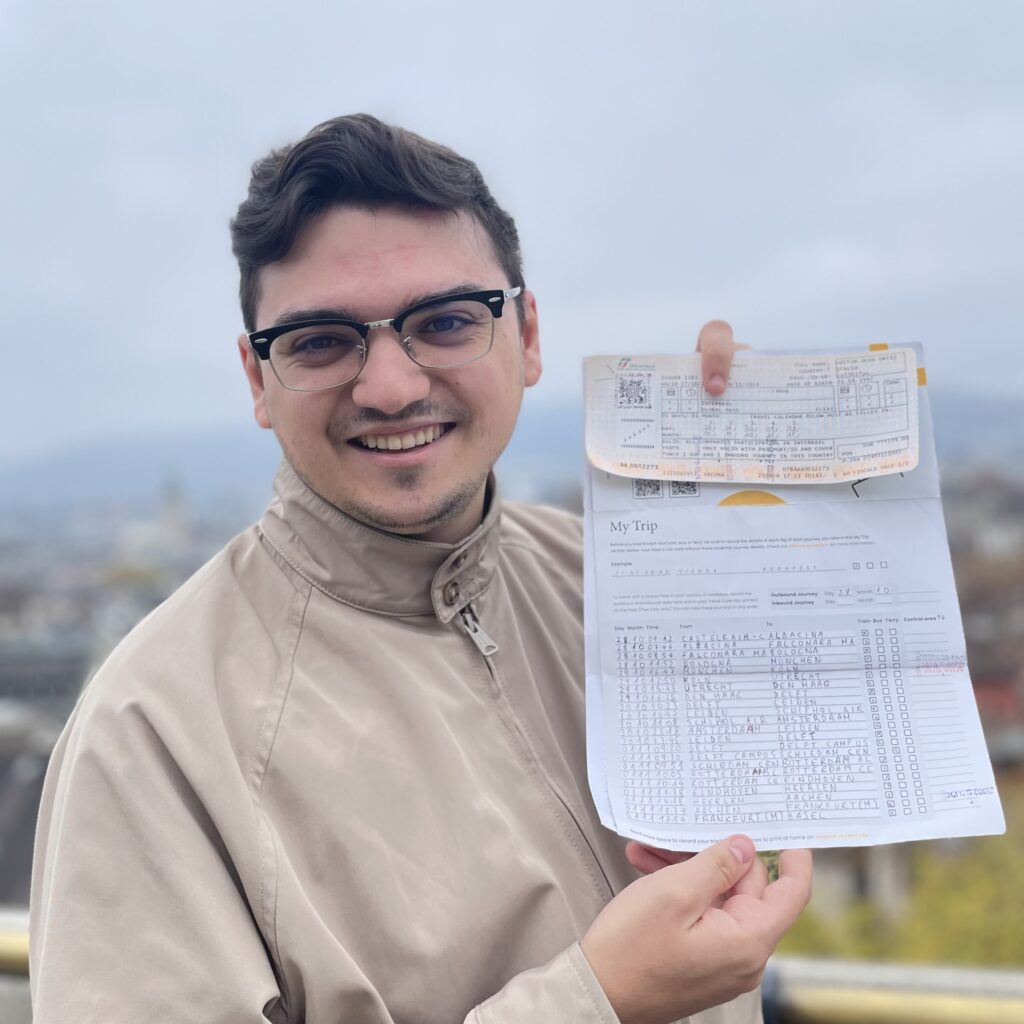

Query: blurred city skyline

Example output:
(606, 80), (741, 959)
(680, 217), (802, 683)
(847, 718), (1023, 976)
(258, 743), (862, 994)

(3, 0), (1022, 468)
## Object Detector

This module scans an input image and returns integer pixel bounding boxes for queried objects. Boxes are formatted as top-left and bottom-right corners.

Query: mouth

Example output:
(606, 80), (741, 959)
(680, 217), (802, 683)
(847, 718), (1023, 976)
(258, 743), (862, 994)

(351, 423), (452, 451)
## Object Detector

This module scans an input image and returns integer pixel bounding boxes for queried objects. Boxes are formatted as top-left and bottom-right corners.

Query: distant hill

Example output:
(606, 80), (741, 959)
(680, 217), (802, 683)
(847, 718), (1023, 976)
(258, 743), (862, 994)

(927, 391), (1024, 463)
(0, 427), (283, 520)
(0, 390), (1018, 519)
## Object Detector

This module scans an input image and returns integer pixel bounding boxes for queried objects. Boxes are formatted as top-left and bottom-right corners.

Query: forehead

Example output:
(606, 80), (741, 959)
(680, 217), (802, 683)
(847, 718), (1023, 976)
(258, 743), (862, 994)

(255, 206), (502, 324)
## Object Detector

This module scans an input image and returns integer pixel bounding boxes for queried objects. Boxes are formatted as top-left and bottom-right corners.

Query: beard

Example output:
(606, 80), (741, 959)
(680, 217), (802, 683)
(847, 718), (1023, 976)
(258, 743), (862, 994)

(339, 469), (488, 535)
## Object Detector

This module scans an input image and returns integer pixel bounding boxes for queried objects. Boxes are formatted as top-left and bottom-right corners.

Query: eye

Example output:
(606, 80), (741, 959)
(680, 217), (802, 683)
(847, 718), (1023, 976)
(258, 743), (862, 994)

(421, 313), (471, 335)
(294, 333), (344, 353)
(406, 300), (489, 345)
(275, 325), (363, 364)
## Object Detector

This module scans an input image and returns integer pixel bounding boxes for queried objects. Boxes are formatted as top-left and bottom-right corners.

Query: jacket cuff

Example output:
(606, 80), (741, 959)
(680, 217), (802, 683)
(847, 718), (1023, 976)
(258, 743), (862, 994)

(468, 942), (619, 1024)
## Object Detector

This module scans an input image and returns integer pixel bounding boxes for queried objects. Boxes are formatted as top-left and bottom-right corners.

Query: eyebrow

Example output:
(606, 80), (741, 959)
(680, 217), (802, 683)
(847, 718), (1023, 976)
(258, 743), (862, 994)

(270, 282), (487, 328)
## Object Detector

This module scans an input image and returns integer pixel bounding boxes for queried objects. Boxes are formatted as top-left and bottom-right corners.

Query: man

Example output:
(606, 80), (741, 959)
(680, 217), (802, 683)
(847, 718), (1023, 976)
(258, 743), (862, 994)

(30, 115), (811, 1023)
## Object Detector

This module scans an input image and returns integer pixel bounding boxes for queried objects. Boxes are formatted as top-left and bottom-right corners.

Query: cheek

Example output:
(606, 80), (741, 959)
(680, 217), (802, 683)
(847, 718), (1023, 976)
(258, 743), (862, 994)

(473, 371), (524, 442)
(266, 389), (338, 443)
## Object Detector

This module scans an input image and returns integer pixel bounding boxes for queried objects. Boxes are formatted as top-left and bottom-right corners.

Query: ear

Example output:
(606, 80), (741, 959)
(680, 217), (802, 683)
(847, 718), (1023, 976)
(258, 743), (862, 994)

(238, 335), (272, 429)
(519, 289), (542, 388)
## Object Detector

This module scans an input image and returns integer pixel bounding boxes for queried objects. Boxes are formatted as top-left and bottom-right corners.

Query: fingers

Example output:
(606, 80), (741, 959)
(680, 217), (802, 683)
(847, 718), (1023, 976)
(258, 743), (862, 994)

(696, 320), (736, 395)
(666, 835), (756, 912)
(730, 848), (813, 943)
(625, 841), (696, 875)
(728, 849), (769, 900)
(763, 849), (813, 933)
(626, 842), (670, 875)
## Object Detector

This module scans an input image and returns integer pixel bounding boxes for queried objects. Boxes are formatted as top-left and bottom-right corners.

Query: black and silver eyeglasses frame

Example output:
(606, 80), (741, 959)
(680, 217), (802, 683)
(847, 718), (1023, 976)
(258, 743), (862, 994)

(248, 286), (521, 364)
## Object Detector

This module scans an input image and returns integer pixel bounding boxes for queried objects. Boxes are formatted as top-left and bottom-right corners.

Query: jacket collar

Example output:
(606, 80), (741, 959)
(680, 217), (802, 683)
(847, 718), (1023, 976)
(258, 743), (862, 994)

(257, 459), (501, 622)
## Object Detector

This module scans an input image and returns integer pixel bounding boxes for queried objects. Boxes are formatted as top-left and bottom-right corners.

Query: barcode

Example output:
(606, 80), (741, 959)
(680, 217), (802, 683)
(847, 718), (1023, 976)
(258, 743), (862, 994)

(670, 481), (699, 497)
(632, 478), (664, 499)
(617, 373), (652, 409)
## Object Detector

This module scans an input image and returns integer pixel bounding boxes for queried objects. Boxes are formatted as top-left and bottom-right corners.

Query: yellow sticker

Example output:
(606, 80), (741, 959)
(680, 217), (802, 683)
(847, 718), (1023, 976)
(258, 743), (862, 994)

(869, 343), (889, 351)
(718, 491), (787, 507)
(918, 366), (928, 386)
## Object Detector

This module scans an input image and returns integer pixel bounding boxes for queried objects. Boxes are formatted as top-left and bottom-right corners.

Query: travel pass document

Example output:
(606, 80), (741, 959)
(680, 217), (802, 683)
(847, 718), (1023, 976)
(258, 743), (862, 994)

(583, 345), (1004, 849)
(586, 349), (920, 484)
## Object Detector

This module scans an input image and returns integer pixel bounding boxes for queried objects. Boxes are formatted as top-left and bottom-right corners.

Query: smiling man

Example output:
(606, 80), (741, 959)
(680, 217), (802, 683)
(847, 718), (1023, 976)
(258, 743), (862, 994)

(30, 116), (810, 1024)
(240, 204), (539, 542)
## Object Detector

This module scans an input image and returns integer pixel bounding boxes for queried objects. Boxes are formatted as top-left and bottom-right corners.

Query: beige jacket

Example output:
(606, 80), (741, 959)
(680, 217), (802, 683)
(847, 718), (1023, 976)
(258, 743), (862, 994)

(30, 461), (759, 1024)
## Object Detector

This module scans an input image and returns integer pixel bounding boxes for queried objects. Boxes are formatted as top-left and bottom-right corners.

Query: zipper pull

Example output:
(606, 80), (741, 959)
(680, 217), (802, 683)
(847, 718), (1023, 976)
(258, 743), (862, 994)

(459, 604), (499, 657)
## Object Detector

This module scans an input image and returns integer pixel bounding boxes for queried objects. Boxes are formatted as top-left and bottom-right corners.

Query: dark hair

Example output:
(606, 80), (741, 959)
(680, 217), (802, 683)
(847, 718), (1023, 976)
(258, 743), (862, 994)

(230, 114), (525, 331)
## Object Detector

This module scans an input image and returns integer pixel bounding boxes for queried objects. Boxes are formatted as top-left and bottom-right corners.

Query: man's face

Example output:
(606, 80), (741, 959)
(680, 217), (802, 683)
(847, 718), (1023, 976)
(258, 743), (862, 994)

(239, 206), (542, 543)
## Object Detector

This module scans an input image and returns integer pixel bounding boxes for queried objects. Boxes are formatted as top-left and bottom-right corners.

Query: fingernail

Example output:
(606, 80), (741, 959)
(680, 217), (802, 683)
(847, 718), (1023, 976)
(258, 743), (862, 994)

(708, 373), (725, 391)
(729, 839), (752, 864)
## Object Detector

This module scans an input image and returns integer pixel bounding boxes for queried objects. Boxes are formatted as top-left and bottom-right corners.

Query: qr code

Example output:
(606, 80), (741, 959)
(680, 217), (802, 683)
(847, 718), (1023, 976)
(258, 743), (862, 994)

(669, 481), (700, 497)
(616, 373), (652, 409)
(632, 478), (663, 499)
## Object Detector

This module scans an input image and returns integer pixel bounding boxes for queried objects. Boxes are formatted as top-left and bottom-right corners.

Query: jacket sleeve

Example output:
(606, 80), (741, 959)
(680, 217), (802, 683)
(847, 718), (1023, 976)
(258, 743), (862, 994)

(464, 945), (762, 1024)
(465, 943), (618, 1023)
(29, 694), (286, 1024)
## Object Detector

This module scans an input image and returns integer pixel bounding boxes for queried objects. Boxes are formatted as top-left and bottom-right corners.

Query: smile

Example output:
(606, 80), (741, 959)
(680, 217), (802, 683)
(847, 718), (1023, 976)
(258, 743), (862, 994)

(356, 424), (449, 451)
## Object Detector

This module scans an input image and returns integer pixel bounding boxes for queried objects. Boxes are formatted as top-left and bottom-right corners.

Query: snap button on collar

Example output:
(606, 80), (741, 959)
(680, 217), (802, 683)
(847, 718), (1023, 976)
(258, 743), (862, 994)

(452, 552), (467, 570)
(442, 579), (462, 606)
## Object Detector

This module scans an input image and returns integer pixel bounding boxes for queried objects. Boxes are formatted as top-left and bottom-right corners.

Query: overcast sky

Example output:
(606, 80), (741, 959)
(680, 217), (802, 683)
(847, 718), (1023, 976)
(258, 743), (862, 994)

(2, 0), (1022, 465)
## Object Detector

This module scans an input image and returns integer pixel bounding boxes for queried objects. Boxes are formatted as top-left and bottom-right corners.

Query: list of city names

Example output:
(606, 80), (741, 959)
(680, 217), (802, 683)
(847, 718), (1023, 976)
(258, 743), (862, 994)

(614, 619), (926, 827)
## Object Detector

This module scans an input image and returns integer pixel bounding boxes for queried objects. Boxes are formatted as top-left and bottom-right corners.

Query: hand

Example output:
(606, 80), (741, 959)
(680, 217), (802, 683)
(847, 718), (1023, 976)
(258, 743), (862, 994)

(625, 841), (695, 874)
(626, 840), (771, 910)
(581, 835), (812, 1024)
(696, 320), (748, 395)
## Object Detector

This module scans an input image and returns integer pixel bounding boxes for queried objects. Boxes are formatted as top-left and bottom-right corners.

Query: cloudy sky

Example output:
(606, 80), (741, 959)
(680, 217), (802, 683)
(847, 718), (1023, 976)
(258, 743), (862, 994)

(2, 0), (1022, 465)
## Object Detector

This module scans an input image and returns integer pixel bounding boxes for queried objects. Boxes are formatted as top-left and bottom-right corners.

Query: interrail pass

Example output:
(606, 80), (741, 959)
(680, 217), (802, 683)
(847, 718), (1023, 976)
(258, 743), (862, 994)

(585, 349), (920, 485)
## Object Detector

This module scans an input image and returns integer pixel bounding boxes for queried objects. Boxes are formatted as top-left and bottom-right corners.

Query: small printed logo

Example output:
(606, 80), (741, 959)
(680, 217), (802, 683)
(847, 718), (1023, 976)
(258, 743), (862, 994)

(617, 357), (632, 370)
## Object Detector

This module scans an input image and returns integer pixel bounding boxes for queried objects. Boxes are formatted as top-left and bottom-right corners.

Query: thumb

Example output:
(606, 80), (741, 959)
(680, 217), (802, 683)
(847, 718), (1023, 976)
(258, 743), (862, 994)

(667, 835), (756, 910)
(696, 319), (736, 395)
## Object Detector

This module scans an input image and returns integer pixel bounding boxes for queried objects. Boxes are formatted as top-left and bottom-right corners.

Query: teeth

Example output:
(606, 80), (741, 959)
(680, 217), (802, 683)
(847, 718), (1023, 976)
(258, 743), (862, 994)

(359, 424), (447, 450)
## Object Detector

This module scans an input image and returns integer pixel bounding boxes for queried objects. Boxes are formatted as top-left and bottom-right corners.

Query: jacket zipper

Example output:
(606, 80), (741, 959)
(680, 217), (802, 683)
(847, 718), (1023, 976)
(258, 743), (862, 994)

(458, 603), (499, 657)
(457, 600), (614, 898)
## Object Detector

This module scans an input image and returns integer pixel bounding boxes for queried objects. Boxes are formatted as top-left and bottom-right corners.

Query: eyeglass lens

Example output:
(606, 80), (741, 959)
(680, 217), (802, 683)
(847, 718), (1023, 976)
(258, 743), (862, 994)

(269, 297), (496, 392)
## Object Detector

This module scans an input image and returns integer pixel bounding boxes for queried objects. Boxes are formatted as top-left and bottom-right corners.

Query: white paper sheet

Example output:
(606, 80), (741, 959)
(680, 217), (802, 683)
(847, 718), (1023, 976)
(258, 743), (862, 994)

(584, 344), (1005, 849)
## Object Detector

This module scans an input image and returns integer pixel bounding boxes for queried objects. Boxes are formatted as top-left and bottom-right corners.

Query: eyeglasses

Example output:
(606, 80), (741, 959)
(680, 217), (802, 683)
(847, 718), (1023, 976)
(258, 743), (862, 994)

(248, 286), (522, 393)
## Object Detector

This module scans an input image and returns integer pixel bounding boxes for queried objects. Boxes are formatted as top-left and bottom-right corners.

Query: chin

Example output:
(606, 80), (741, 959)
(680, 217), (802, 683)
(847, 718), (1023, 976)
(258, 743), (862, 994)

(329, 480), (485, 539)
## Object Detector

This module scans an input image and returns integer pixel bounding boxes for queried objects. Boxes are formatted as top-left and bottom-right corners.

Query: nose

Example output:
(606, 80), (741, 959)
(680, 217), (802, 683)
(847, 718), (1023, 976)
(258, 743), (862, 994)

(349, 328), (431, 413)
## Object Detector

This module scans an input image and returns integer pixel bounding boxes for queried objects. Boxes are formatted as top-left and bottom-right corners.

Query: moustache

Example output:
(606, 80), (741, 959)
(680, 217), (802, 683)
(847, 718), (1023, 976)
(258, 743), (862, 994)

(326, 400), (468, 445)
